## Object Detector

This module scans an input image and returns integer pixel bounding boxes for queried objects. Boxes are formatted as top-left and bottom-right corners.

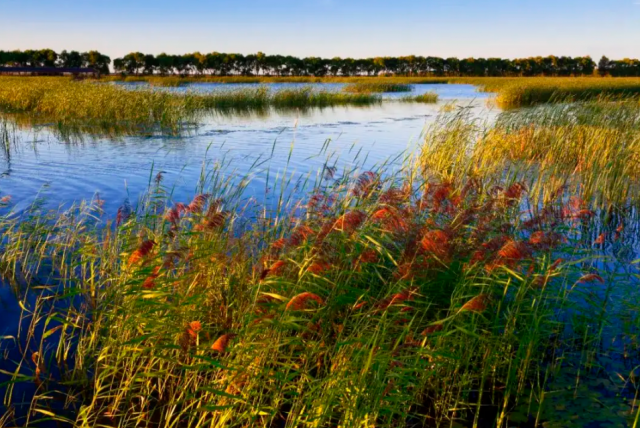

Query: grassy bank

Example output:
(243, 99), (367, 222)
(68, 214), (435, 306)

(493, 78), (640, 109)
(2, 99), (640, 426)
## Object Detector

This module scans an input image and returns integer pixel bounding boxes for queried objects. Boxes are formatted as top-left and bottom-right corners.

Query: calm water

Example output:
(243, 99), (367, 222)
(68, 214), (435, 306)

(0, 84), (492, 215)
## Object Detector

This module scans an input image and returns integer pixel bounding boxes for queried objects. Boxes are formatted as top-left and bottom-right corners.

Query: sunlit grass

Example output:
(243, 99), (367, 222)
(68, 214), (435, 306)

(400, 92), (439, 103)
(0, 78), (381, 134)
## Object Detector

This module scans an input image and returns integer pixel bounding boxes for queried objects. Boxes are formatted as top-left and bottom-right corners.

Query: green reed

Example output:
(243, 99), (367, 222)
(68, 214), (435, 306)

(400, 92), (439, 103)
(490, 77), (640, 109)
(343, 82), (412, 93)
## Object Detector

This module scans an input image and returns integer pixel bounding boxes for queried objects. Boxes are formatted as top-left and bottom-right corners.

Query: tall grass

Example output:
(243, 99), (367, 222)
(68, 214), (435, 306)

(343, 82), (412, 93)
(490, 78), (640, 109)
(420, 99), (640, 207)
(400, 92), (439, 103)
(0, 78), (381, 135)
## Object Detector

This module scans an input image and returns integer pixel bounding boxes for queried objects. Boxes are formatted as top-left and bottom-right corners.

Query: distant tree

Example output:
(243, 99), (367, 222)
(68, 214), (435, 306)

(82, 51), (111, 74)
(598, 56), (611, 77)
(59, 50), (83, 68)
(156, 53), (174, 75)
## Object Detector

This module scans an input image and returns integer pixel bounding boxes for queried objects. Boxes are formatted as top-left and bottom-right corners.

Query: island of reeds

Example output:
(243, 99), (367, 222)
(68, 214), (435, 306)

(343, 82), (412, 93)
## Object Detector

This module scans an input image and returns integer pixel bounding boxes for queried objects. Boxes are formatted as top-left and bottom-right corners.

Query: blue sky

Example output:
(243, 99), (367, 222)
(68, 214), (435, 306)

(1, 0), (638, 60)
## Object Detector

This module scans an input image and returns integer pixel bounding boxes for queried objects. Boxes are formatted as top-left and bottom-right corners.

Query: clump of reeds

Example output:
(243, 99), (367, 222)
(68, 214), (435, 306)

(343, 82), (412, 93)
(492, 77), (640, 109)
(400, 91), (439, 103)
(0, 149), (629, 426)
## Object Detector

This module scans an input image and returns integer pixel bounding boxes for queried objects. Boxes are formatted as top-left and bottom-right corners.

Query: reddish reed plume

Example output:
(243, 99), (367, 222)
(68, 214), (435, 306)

(307, 261), (331, 275)
(211, 333), (237, 353)
(420, 230), (451, 259)
(285, 292), (324, 311)
(187, 321), (202, 339)
(187, 194), (210, 213)
(128, 240), (155, 265)
(333, 210), (367, 234)
(421, 324), (444, 336)
(288, 225), (315, 247)
(376, 288), (417, 311)
(459, 294), (490, 313)
(577, 273), (605, 284)
(353, 171), (378, 198)
(142, 266), (161, 289)
(371, 207), (408, 233)
(260, 260), (286, 280)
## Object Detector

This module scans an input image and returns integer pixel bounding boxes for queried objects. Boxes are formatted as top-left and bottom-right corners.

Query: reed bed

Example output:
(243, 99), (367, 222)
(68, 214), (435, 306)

(146, 76), (187, 87)
(343, 82), (412, 93)
(420, 98), (640, 207)
(400, 92), (439, 103)
(101, 76), (640, 110)
(0, 78), (381, 135)
(490, 77), (640, 109)
(0, 163), (614, 427)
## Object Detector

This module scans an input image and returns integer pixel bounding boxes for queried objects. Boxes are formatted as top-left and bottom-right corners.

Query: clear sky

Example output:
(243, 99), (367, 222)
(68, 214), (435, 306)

(1, 0), (638, 60)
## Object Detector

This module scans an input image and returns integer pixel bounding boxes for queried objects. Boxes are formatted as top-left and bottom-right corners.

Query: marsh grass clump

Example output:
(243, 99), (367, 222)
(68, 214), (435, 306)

(419, 98), (640, 207)
(0, 78), (382, 136)
(0, 76), (206, 133)
(271, 86), (381, 107)
(492, 77), (640, 109)
(400, 92), (439, 103)
(343, 82), (412, 93)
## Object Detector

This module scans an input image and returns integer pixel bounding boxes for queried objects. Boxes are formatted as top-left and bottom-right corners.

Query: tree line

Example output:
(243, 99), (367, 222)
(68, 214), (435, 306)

(0, 49), (111, 74)
(1, 49), (640, 77)
(112, 52), (599, 77)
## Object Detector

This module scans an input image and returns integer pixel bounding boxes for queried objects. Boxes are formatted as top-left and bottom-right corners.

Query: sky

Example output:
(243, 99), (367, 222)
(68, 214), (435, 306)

(0, 0), (638, 60)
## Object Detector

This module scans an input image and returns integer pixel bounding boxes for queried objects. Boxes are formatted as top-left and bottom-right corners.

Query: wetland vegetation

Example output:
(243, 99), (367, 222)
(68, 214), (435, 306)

(2, 67), (640, 428)
(343, 82), (412, 93)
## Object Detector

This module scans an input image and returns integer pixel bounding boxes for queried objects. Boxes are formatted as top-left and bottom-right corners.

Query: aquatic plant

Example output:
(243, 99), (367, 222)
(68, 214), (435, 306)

(0, 78), (381, 135)
(491, 77), (640, 108)
(343, 82), (412, 93)
(400, 92), (439, 103)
